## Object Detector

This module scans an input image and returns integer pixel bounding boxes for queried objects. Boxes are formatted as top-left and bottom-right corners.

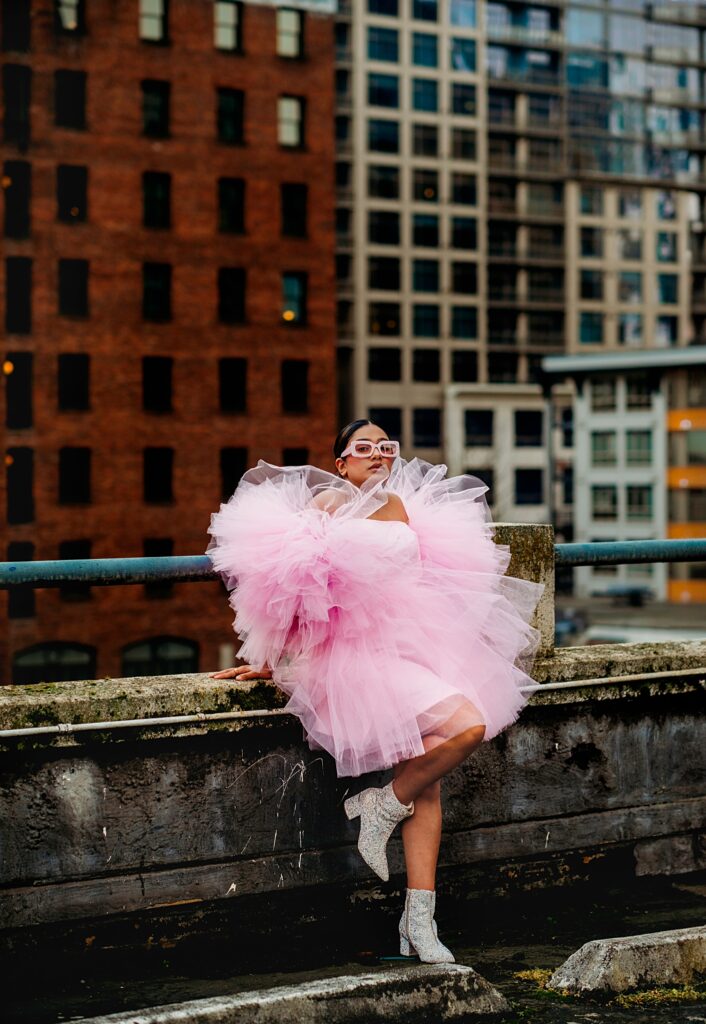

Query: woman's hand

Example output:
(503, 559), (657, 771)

(209, 664), (273, 681)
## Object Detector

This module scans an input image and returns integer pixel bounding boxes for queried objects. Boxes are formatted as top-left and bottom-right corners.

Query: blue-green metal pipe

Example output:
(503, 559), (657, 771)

(554, 538), (706, 567)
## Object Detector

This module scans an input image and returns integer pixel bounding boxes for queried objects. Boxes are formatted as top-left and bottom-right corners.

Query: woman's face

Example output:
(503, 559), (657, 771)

(335, 424), (395, 487)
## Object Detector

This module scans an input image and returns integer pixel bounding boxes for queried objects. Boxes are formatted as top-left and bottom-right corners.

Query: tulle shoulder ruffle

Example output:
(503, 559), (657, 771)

(207, 458), (544, 777)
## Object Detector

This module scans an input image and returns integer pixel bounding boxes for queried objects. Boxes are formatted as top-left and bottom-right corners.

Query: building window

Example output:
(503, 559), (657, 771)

(580, 186), (602, 215)
(57, 164), (87, 222)
(591, 379), (615, 411)
(59, 446), (90, 504)
(55, 0), (86, 34)
(3, 160), (30, 237)
(626, 430), (651, 466)
(627, 485), (652, 521)
(591, 485), (617, 520)
(281, 359), (308, 413)
(217, 88), (244, 144)
(143, 537), (174, 599)
(451, 83), (476, 116)
(580, 269), (602, 301)
(58, 539), (92, 602)
(413, 0), (438, 20)
(3, 64), (31, 147)
(618, 271), (642, 304)
(413, 168), (438, 202)
(369, 302), (401, 336)
(282, 448), (308, 466)
(281, 271), (306, 324)
(450, 0), (476, 26)
(368, 347), (401, 382)
(368, 118), (399, 153)
(144, 447), (173, 503)
(580, 312), (603, 344)
(412, 78), (437, 112)
(369, 0), (398, 13)
(214, 1), (242, 52)
(142, 356), (172, 413)
(618, 189), (641, 218)
(413, 408), (441, 447)
(280, 182), (307, 237)
(218, 267), (246, 324)
(658, 274), (678, 305)
(451, 262), (477, 294)
(452, 350), (477, 382)
(591, 431), (616, 466)
(139, 0), (169, 43)
(580, 226), (602, 259)
(368, 72), (399, 108)
(58, 353), (89, 410)
(657, 231), (677, 263)
(2, 2), (31, 51)
(6, 446), (33, 523)
(369, 210), (400, 244)
(618, 313), (642, 347)
(412, 349), (440, 382)
(451, 37), (476, 71)
(218, 177), (244, 233)
(451, 173), (476, 206)
(413, 304), (439, 337)
(121, 637), (198, 677)
(488, 353), (518, 383)
(219, 357), (247, 412)
(657, 190), (676, 220)
(143, 263), (171, 321)
(368, 26), (398, 61)
(656, 315), (678, 347)
(515, 410), (543, 447)
(276, 8), (304, 58)
(618, 228), (641, 261)
(58, 259), (88, 317)
(143, 171), (171, 229)
(221, 447), (247, 499)
(13, 642), (96, 685)
(515, 468), (543, 505)
(369, 256), (400, 290)
(412, 259), (439, 292)
(626, 375), (652, 410)
(451, 216), (476, 249)
(412, 123), (437, 156)
(5, 351), (32, 428)
(413, 213), (438, 247)
(368, 407), (402, 441)
(413, 32), (437, 67)
(141, 79), (170, 137)
(452, 306), (477, 338)
(278, 96), (304, 147)
(368, 165), (399, 199)
(7, 541), (34, 619)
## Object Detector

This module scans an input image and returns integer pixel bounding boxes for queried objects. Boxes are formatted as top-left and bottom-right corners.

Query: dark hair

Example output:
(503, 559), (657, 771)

(333, 419), (374, 459)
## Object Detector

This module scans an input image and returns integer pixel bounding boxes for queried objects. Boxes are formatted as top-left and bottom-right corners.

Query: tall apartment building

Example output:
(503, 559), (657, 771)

(336, 0), (706, 565)
(1, 0), (338, 683)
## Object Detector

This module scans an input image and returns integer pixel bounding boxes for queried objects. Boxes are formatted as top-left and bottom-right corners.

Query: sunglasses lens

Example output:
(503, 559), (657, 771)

(354, 443), (373, 456)
(379, 443), (397, 456)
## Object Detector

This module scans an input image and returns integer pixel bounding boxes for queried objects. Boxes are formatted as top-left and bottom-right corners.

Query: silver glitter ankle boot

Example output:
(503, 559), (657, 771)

(344, 781), (414, 881)
(398, 888), (455, 963)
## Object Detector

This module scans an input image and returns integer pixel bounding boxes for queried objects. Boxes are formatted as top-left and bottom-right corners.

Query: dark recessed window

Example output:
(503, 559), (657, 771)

(58, 258), (88, 316)
(452, 82), (476, 115)
(143, 356), (173, 413)
(451, 128), (476, 160)
(220, 447), (247, 500)
(217, 88), (244, 144)
(413, 168), (438, 202)
(369, 302), (400, 336)
(3, 64), (31, 148)
(368, 407), (401, 441)
(218, 267), (246, 324)
(413, 408), (441, 447)
(282, 448), (308, 466)
(412, 31), (437, 66)
(58, 353), (89, 410)
(143, 262), (171, 321)
(369, 0), (398, 14)
(515, 409), (543, 447)
(451, 261), (477, 294)
(412, 259), (439, 292)
(368, 347), (401, 382)
(214, 0), (243, 53)
(143, 171), (171, 228)
(57, 164), (87, 222)
(412, 123), (438, 156)
(471, 467), (493, 497)
(219, 177), (245, 233)
(367, 26), (398, 61)
(281, 182), (307, 237)
(7, 446), (33, 523)
(59, 446), (90, 504)
(276, 7), (304, 57)
(139, 0), (168, 43)
(141, 79), (170, 137)
(412, 77), (437, 112)
(121, 637), (198, 677)
(143, 537), (174, 599)
(452, 216), (477, 249)
(413, 0), (437, 20)
(7, 541), (34, 619)
(54, 69), (86, 129)
(3, 160), (30, 237)
(413, 214), (438, 247)
(58, 538), (91, 601)
(5, 351), (32, 428)
(144, 447), (173, 503)
(369, 256), (400, 290)
(368, 118), (399, 153)
(452, 350), (477, 382)
(369, 210), (400, 244)
(368, 164), (399, 199)
(413, 349), (440, 382)
(2, 2), (31, 52)
(464, 409), (493, 446)
(488, 353), (518, 383)
(5, 256), (31, 333)
(281, 359), (308, 413)
(515, 468), (543, 505)
(368, 72), (399, 108)
(219, 357), (247, 412)
(55, 0), (86, 35)
(278, 95), (304, 147)
(282, 271), (307, 324)
(451, 173), (476, 205)
(451, 306), (477, 338)
(413, 304), (439, 337)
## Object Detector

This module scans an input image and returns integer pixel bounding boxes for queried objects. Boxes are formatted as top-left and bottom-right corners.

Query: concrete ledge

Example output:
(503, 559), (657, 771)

(71, 964), (509, 1023)
(548, 925), (706, 996)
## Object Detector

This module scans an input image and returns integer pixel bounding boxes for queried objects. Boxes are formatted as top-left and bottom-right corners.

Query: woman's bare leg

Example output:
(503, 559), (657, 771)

(392, 723), (486, 807)
(394, 735), (445, 890)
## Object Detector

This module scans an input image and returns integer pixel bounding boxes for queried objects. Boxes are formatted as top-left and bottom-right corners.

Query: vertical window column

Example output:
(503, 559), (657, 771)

(2, 64), (31, 148)
(3, 160), (30, 237)
(5, 256), (31, 333)
(7, 541), (34, 619)
(4, 351), (32, 428)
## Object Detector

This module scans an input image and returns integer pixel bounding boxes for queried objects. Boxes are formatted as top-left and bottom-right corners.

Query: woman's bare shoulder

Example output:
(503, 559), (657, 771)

(311, 488), (348, 513)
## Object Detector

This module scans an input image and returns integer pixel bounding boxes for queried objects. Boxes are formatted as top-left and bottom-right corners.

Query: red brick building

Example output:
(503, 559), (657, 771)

(1, 0), (338, 683)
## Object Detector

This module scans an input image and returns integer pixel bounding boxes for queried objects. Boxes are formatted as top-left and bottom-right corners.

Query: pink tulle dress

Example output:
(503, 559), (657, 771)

(207, 457), (544, 778)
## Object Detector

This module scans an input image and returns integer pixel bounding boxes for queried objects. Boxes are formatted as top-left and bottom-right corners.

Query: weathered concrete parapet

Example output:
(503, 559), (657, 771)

(495, 522), (555, 656)
(548, 925), (706, 996)
(72, 965), (509, 1023)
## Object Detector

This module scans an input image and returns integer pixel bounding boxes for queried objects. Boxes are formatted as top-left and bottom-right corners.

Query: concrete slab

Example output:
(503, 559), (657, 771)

(71, 963), (509, 1023)
(548, 924), (706, 996)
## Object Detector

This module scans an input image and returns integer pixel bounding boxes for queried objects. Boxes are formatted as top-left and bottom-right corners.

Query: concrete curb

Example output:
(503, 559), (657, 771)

(72, 964), (510, 1022)
(548, 924), (706, 995)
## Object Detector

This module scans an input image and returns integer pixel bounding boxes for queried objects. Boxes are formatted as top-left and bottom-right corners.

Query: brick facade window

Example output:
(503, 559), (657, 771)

(368, 347), (401, 382)
(3, 64), (31, 148)
(141, 79), (170, 137)
(143, 171), (171, 228)
(58, 353), (90, 410)
(59, 446), (91, 504)
(217, 88), (244, 144)
(278, 96), (304, 148)
(7, 541), (34, 619)
(276, 9), (304, 58)
(140, 0), (169, 44)
(218, 177), (245, 233)
(3, 160), (30, 237)
(5, 351), (32, 428)
(144, 447), (173, 503)
(281, 183), (307, 237)
(57, 164), (87, 222)
(220, 447), (247, 500)
(58, 258), (89, 316)
(7, 447), (33, 523)
(413, 349), (440, 382)
(55, 0), (86, 35)
(143, 262), (172, 321)
(218, 357), (247, 412)
(218, 267), (246, 324)
(143, 537), (174, 598)
(2, 2), (31, 52)
(451, 350), (477, 382)
(5, 256), (32, 333)
(58, 539), (92, 601)
(281, 272), (307, 324)
(214, 1), (243, 52)
(282, 448), (308, 465)
(281, 359), (309, 413)
(142, 356), (173, 412)
(54, 69), (86, 129)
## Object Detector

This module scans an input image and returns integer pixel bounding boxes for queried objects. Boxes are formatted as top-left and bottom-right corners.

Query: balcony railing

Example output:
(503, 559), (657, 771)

(486, 23), (563, 47)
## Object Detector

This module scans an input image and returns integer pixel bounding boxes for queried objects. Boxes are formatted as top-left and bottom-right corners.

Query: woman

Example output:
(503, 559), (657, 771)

(208, 419), (544, 964)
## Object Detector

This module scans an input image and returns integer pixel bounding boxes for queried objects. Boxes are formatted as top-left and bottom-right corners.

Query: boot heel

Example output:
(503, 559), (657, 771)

(399, 933), (413, 956)
(344, 793), (362, 820)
